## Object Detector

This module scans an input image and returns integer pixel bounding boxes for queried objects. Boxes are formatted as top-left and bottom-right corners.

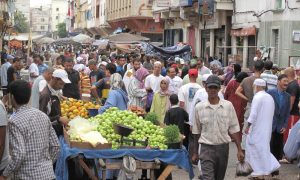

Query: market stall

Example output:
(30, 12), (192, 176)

(55, 107), (194, 180)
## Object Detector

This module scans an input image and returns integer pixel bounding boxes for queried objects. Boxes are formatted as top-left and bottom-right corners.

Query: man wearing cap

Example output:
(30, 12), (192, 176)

(39, 69), (71, 137)
(190, 74), (224, 130)
(245, 78), (280, 179)
(192, 75), (244, 180)
(267, 74), (291, 171)
(0, 55), (13, 95)
(62, 58), (81, 100)
(182, 59), (203, 86)
(145, 61), (164, 93)
(178, 69), (202, 158)
(235, 60), (264, 149)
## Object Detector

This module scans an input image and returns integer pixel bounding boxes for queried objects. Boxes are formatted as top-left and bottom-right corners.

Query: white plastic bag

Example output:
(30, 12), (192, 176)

(236, 161), (253, 177)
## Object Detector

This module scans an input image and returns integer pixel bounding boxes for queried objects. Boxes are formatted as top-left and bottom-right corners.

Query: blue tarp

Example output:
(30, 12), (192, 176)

(55, 137), (195, 179)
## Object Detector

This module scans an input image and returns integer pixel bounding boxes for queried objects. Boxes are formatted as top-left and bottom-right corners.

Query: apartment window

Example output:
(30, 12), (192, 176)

(56, 8), (59, 11)
(56, 16), (59, 20)
(275, 0), (285, 9)
(41, 18), (44, 22)
(41, 26), (44, 30)
(96, 5), (99, 18)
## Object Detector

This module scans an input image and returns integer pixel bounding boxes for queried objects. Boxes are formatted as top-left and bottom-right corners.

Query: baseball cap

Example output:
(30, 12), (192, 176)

(100, 61), (108, 66)
(180, 58), (185, 65)
(253, 79), (266, 87)
(188, 69), (198, 77)
(206, 75), (221, 88)
(52, 69), (71, 83)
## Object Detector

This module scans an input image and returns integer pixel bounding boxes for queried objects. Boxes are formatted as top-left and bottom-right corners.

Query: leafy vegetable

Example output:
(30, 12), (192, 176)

(145, 112), (159, 125)
(164, 125), (180, 143)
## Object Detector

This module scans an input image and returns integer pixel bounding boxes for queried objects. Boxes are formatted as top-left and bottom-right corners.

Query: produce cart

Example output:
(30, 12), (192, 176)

(55, 137), (194, 180)
(56, 108), (194, 180)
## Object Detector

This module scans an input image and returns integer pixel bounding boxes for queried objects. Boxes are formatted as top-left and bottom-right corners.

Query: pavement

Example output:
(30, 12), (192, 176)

(168, 142), (299, 180)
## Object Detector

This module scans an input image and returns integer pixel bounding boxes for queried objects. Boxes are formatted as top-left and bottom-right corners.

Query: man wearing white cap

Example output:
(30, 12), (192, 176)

(245, 78), (280, 179)
(39, 69), (71, 137)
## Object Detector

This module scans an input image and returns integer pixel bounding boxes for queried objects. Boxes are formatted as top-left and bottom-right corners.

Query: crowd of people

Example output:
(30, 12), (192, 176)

(0, 47), (299, 180)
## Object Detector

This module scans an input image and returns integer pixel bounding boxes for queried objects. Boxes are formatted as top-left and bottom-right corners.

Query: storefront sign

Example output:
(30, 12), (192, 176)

(154, 13), (161, 23)
(179, 0), (193, 7)
(199, 0), (215, 15)
(230, 27), (257, 36)
(156, 0), (170, 7)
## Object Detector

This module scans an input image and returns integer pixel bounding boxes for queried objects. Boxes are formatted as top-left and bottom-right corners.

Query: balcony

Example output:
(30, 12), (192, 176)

(106, 0), (153, 22)
(215, 0), (233, 10)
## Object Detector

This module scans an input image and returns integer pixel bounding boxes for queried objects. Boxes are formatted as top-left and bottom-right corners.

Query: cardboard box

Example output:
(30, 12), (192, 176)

(64, 129), (112, 149)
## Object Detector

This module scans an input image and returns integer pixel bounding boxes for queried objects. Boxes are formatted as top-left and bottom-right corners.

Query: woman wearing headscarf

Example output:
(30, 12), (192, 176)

(127, 67), (149, 108)
(98, 73), (128, 114)
(150, 77), (171, 124)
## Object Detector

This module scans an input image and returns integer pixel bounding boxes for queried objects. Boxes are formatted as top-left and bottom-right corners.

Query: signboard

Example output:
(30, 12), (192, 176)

(292, 31), (300, 43)
(156, 0), (170, 7)
(179, 0), (193, 7)
(199, 0), (215, 15)
(154, 13), (161, 23)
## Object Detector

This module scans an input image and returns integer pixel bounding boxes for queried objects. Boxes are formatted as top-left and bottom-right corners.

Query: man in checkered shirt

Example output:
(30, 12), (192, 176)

(0, 80), (60, 180)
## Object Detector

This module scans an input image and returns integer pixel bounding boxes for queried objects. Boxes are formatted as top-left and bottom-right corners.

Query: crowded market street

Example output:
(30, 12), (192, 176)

(1, 0), (300, 180)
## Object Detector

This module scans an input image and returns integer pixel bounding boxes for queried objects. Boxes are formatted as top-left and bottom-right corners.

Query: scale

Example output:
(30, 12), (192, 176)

(113, 123), (148, 148)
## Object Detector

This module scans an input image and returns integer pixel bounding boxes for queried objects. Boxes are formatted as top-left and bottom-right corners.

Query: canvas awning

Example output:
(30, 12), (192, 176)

(230, 26), (257, 36)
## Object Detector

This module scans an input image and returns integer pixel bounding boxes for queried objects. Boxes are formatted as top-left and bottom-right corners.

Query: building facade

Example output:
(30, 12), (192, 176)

(30, 7), (51, 34)
(106, 0), (164, 42)
(51, 0), (68, 37)
(232, 0), (300, 68)
(14, 0), (30, 21)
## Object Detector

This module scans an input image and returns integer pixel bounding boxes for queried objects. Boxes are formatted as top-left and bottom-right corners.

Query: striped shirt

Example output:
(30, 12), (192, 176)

(192, 99), (240, 145)
(261, 70), (278, 90)
(2, 106), (60, 179)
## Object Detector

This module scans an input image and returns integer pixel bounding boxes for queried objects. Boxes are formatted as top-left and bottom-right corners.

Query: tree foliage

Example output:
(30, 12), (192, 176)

(57, 23), (67, 38)
(14, 11), (29, 33)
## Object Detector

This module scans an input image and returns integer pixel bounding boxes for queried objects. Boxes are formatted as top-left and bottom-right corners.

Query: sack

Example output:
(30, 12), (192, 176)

(117, 156), (138, 180)
(236, 161), (253, 177)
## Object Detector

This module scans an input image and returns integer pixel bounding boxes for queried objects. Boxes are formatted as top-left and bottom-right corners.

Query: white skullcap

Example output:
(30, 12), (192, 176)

(76, 56), (83, 62)
(253, 79), (266, 87)
(154, 61), (162, 66)
(202, 74), (211, 82)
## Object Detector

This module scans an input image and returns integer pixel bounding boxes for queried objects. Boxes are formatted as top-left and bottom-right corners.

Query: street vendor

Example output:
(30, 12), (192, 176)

(98, 73), (128, 114)
(62, 58), (81, 100)
(91, 63), (116, 104)
(39, 69), (71, 137)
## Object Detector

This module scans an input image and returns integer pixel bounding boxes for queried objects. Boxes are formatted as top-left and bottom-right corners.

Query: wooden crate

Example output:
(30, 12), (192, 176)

(64, 129), (112, 149)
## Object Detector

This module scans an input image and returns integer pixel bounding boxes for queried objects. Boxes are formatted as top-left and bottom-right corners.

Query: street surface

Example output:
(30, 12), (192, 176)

(169, 142), (299, 180)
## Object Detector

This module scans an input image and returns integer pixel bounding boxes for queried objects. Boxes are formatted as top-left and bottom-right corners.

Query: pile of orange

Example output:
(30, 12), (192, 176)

(60, 98), (100, 119)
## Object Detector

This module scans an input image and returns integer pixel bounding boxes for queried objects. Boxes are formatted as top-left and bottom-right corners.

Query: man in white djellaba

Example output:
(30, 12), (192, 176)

(245, 78), (280, 179)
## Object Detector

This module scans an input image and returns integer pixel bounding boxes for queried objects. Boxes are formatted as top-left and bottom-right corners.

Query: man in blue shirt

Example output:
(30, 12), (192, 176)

(35, 55), (49, 75)
(116, 55), (126, 77)
(267, 74), (291, 176)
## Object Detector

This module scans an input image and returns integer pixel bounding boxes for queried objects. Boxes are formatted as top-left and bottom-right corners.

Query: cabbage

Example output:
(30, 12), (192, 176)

(67, 117), (108, 146)
(80, 131), (108, 147)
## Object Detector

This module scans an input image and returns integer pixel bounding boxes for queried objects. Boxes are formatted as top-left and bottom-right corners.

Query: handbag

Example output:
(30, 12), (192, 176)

(236, 161), (253, 177)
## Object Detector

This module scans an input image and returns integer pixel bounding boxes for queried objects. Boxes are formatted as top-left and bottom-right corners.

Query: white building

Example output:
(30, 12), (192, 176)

(51, 0), (68, 32)
(232, 0), (300, 67)
(31, 7), (51, 34)
(14, 0), (30, 21)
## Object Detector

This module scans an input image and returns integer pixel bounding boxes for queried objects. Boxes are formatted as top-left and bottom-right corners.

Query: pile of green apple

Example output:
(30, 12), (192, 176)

(89, 107), (167, 150)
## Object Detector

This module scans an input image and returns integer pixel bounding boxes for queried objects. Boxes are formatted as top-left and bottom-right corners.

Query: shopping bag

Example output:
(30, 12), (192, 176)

(236, 161), (253, 177)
